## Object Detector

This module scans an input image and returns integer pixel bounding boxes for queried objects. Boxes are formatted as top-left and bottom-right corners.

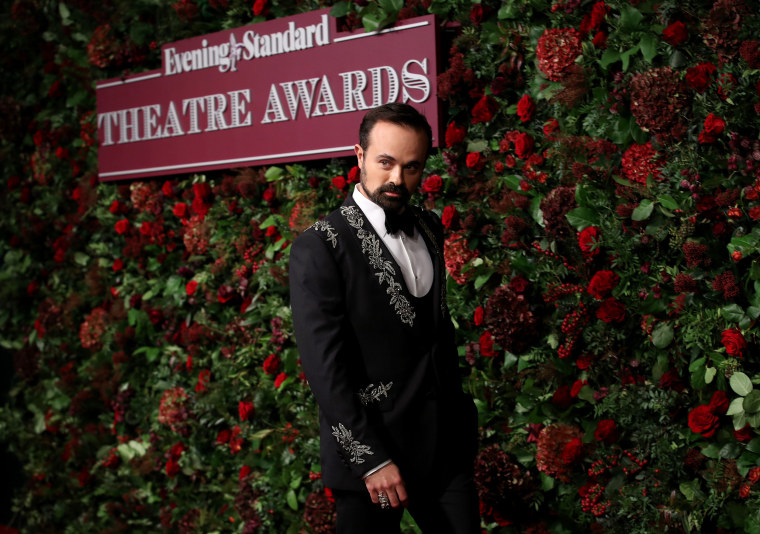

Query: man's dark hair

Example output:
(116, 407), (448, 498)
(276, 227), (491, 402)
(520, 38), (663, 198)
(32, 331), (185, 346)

(358, 103), (433, 157)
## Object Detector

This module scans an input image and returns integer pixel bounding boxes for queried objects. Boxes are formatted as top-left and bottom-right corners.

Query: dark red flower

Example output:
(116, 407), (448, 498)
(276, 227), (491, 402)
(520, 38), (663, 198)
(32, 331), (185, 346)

(114, 219), (130, 235)
(445, 122), (467, 147)
(479, 331), (498, 357)
(578, 226), (601, 257)
(594, 419), (618, 444)
(685, 62), (717, 93)
(469, 3), (483, 25)
(721, 328), (746, 357)
(516, 94), (535, 123)
(587, 270), (619, 300)
(441, 205), (458, 230)
(513, 133), (534, 159)
(473, 306), (484, 326)
(421, 175), (443, 194)
(331, 176), (346, 191)
(536, 28), (583, 81)
(238, 400), (255, 421)
(688, 404), (719, 437)
(263, 354), (280, 375)
(561, 437), (583, 464)
(195, 369), (210, 393)
(699, 113), (726, 144)
(662, 21), (688, 45)
(596, 298), (625, 323)
(274, 372), (288, 389)
(471, 95), (498, 124)
(466, 152), (483, 169)
(708, 390), (729, 415)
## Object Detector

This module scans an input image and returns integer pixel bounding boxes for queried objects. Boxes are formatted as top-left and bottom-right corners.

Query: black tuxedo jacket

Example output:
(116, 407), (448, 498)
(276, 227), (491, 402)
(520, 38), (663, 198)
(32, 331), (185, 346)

(289, 194), (476, 491)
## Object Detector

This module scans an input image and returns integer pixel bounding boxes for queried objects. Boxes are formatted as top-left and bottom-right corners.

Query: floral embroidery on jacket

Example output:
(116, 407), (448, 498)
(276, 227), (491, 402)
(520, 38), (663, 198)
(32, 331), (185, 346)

(311, 220), (338, 248)
(331, 423), (374, 464)
(358, 382), (394, 406)
(340, 206), (415, 326)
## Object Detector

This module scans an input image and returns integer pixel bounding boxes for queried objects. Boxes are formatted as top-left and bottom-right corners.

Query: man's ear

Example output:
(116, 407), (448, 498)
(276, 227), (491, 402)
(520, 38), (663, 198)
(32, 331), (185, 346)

(354, 144), (364, 167)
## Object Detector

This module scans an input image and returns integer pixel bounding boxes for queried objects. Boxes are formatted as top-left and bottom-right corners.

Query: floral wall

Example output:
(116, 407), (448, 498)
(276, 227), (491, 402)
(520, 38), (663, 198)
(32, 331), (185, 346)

(2, 0), (760, 532)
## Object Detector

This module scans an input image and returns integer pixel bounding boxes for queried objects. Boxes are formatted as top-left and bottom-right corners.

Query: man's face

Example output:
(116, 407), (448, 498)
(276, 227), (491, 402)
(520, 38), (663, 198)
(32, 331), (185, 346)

(354, 120), (428, 212)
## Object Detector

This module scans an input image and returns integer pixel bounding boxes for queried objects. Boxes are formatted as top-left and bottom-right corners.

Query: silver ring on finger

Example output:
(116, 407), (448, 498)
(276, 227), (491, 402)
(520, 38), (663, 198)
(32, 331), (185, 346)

(377, 491), (390, 509)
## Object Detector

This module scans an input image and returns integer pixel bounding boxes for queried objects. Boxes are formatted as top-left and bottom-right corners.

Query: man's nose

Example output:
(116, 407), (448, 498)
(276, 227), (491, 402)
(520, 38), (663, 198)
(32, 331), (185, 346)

(388, 165), (403, 184)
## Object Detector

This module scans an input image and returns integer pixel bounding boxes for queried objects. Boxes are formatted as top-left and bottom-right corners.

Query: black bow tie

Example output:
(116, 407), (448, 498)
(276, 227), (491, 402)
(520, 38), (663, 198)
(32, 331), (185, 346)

(385, 209), (415, 236)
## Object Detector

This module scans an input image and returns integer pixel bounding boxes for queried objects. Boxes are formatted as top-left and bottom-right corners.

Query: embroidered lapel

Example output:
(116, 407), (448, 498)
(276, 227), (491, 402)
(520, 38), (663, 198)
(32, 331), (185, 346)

(339, 202), (416, 327)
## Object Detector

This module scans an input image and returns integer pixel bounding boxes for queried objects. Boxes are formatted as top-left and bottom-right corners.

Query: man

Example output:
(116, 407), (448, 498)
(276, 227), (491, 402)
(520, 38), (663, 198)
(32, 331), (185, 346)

(289, 103), (479, 533)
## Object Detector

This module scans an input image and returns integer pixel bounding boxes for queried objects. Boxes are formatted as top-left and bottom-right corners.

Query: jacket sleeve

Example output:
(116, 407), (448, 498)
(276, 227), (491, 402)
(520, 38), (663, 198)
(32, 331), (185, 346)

(289, 229), (390, 479)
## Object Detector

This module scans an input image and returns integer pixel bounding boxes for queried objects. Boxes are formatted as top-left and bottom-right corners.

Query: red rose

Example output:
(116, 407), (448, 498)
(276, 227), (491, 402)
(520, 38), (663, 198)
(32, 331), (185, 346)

(139, 221), (152, 236)
(196, 369), (210, 392)
(112, 258), (124, 272)
(239, 465), (251, 480)
(699, 113), (726, 144)
(662, 21), (688, 45)
(592, 31), (608, 48)
(421, 175), (443, 194)
(466, 152), (483, 168)
(441, 205), (458, 229)
(594, 419), (618, 444)
(596, 298), (625, 323)
(750, 206), (760, 221)
(733, 424), (754, 442)
(114, 219), (130, 235)
(185, 280), (198, 296)
(109, 200), (123, 214)
(578, 226), (601, 257)
(238, 400), (255, 421)
(445, 122), (467, 147)
(274, 372), (288, 389)
(513, 133), (534, 159)
(721, 328), (746, 357)
(332, 176), (346, 191)
(570, 379), (586, 397)
(253, 0), (266, 15)
(217, 284), (236, 303)
(471, 95), (497, 124)
(516, 94), (535, 123)
(347, 166), (360, 184)
(685, 63), (716, 93)
(587, 270), (620, 300)
(473, 306), (484, 326)
(688, 404), (719, 437)
(561, 437), (583, 464)
(263, 353), (280, 375)
(173, 203), (189, 218)
(544, 118), (560, 138)
(509, 275), (529, 293)
(479, 330), (498, 357)
(708, 390), (729, 415)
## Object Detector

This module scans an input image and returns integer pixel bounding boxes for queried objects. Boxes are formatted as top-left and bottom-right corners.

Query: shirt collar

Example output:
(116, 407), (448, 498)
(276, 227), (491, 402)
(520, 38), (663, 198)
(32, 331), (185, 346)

(352, 185), (390, 238)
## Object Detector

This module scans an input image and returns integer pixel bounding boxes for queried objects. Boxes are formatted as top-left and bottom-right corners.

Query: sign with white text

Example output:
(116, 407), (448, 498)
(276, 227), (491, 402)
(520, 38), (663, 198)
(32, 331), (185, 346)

(96, 9), (440, 181)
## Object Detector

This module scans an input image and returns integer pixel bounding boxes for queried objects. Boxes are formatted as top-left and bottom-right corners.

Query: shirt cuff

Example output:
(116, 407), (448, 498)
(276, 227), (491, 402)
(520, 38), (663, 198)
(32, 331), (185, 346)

(362, 459), (392, 480)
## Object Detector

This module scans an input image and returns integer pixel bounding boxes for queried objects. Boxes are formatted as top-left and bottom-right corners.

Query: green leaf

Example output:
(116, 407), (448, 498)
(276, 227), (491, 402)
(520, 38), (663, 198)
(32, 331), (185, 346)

(621, 45), (640, 71)
(474, 272), (493, 290)
(565, 207), (599, 230)
(727, 397), (745, 416)
(619, 6), (644, 30)
(73, 252), (89, 266)
(639, 34), (658, 64)
(749, 412), (760, 428)
(679, 479), (700, 501)
(721, 303), (746, 322)
(701, 444), (721, 459)
(658, 194), (679, 211)
(503, 175), (523, 192)
(733, 412), (748, 430)
(689, 357), (706, 373)
(632, 199), (654, 221)
(286, 489), (298, 510)
(730, 372), (753, 396)
(329, 1), (350, 17)
(361, 11), (384, 32)
(744, 390), (760, 413)
(466, 139), (488, 153)
(600, 48), (620, 69)
(670, 50), (687, 68)
(265, 166), (284, 181)
(59, 2), (72, 24)
(704, 367), (717, 384)
(377, 0), (403, 13)
(720, 442), (742, 459)
(747, 438), (760, 454)
(651, 322), (673, 348)
(498, 3), (521, 19)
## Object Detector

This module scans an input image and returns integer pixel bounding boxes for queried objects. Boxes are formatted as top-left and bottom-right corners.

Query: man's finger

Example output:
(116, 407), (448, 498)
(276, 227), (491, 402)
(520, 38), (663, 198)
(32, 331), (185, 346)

(396, 484), (409, 508)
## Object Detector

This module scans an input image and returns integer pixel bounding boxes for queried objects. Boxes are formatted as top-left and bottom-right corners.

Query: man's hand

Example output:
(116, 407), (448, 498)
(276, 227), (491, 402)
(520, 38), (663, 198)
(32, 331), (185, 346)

(364, 462), (408, 509)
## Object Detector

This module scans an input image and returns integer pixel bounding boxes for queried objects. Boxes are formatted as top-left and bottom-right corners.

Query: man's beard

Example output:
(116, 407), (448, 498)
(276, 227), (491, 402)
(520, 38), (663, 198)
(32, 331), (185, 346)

(360, 165), (410, 212)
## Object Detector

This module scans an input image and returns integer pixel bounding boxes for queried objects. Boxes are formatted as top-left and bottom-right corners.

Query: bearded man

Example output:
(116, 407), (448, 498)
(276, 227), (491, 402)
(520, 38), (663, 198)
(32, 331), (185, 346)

(289, 103), (479, 533)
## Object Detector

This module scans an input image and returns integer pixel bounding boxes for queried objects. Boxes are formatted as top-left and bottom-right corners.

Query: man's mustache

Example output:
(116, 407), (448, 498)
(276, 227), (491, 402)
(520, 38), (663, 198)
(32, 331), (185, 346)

(376, 184), (409, 196)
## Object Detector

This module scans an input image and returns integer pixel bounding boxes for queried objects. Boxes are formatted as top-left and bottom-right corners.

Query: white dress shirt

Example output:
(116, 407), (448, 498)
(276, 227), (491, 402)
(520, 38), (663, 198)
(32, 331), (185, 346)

(352, 186), (434, 298)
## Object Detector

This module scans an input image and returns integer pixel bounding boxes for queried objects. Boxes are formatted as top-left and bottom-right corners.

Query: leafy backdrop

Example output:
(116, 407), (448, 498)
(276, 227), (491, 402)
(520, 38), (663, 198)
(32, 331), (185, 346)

(2, 0), (760, 532)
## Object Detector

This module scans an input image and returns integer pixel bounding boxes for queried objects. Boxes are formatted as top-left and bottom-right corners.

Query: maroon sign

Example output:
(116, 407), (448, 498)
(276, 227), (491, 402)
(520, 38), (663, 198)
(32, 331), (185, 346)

(96, 9), (440, 181)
